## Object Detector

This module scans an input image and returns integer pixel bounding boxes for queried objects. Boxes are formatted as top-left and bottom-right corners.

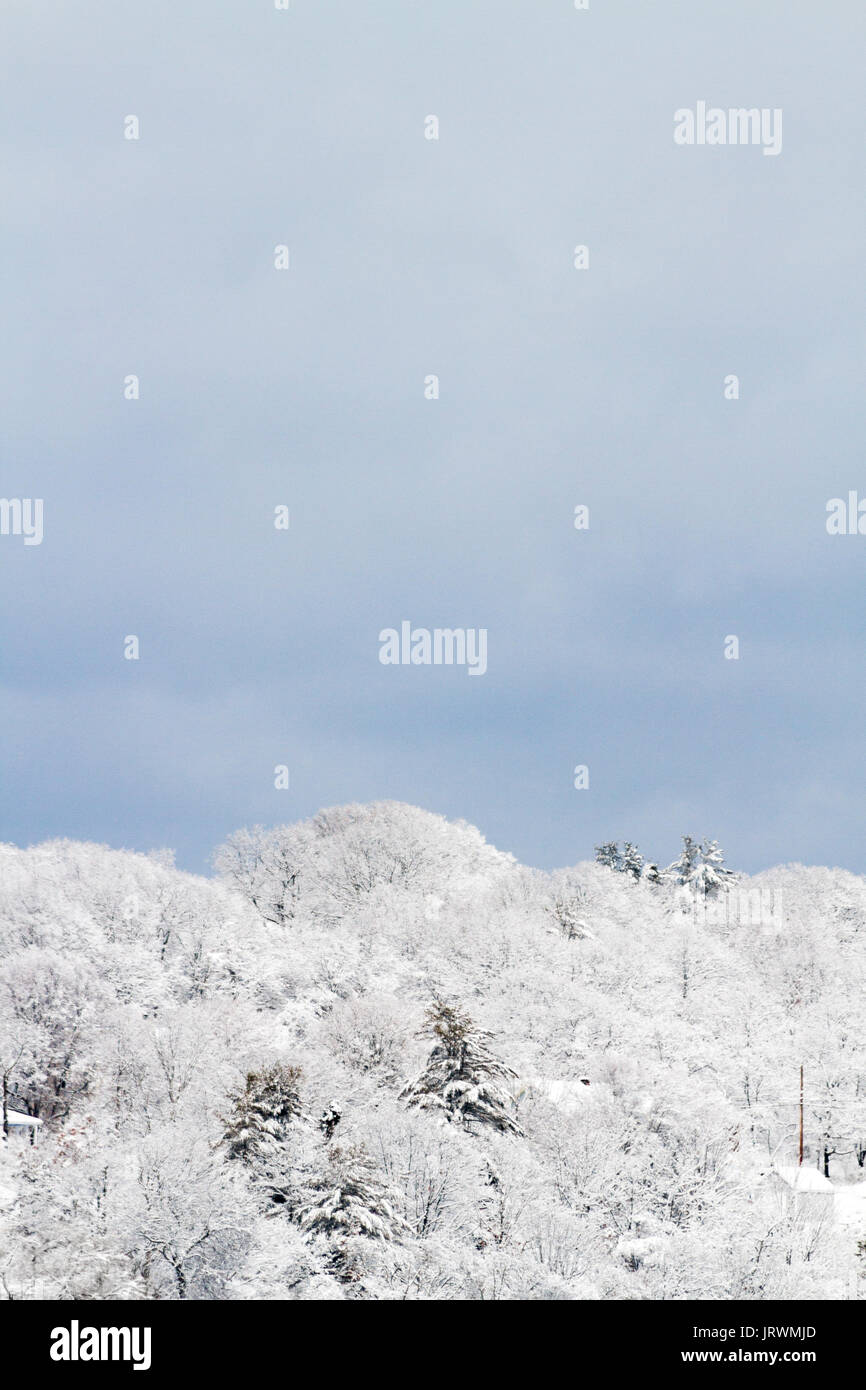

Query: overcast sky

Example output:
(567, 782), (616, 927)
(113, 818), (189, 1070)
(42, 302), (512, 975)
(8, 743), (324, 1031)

(2, 0), (864, 876)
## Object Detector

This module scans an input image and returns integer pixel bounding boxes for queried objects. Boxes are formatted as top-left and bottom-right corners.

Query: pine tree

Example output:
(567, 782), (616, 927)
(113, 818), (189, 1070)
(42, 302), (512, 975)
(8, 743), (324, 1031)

(594, 842), (621, 870)
(222, 1064), (304, 1204)
(297, 1144), (405, 1244)
(318, 1103), (341, 1143)
(692, 839), (735, 899)
(400, 1000), (523, 1136)
(621, 842), (645, 880)
(643, 862), (661, 885)
(666, 835), (701, 889)
(665, 836), (734, 899)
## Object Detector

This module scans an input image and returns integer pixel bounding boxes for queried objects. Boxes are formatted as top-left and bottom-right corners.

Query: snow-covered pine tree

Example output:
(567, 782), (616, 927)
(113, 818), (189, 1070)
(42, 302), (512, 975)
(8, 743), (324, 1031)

(691, 839), (735, 900)
(319, 1103), (341, 1143)
(643, 862), (661, 885)
(666, 835), (701, 889)
(297, 1144), (406, 1245)
(400, 1000), (523, 1136)
(594, 842), (621, 870)
(665, 836), (735, 900)
(621, 843), (645, 880)
(222, 1064), (304, 1204)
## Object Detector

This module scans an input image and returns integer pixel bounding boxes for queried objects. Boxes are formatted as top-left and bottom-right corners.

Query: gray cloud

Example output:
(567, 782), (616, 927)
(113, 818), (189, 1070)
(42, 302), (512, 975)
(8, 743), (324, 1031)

(2, 0), (865, 875)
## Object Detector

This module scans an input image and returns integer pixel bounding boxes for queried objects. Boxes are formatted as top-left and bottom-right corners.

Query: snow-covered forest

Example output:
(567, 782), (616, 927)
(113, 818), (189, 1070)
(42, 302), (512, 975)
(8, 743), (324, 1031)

(1, 801), (864, 1301)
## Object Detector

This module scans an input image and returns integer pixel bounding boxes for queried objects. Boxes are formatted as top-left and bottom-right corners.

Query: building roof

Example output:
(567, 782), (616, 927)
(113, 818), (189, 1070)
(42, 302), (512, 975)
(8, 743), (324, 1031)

(773, 1165), (834, 1193)
(4, 1110), (41, 1128)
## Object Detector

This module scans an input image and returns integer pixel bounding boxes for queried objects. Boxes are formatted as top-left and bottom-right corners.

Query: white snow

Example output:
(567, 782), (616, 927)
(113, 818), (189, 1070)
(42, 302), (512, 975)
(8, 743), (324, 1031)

(835, 1182), (866, 1231)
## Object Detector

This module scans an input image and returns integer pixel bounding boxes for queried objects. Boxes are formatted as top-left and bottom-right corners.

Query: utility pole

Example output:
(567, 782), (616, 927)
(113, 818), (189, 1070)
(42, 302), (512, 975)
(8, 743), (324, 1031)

(798, 1063), (804, 1167)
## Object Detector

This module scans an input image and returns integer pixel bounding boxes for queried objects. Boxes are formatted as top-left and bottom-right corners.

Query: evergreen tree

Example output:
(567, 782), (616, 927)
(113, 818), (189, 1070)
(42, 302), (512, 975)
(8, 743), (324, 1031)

(400, 1000), (523, 1136)
(666, 835), (701, 889)
(319, 1103), (341, 1143)
(621, 843), (645, 880)
(222, 1064), (304, 1204)
(297, 1144), (406, 1245)
(666, 836), (734, 899)
(692, 839), (735, 899)
(643, 862), (661, 885)
(594, 842), (621, 870)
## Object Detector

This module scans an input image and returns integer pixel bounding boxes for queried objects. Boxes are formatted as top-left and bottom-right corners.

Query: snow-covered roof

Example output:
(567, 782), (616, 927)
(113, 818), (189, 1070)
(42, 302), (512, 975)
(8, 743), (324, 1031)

(5, 1110), (41, 1128)
(516, 1077), (594, 1113)
(773, 1165), (833, 1193)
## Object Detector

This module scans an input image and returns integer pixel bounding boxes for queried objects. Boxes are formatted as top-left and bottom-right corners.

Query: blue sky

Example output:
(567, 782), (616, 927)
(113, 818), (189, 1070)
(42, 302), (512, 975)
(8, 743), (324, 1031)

(2, 0), (865, 876)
